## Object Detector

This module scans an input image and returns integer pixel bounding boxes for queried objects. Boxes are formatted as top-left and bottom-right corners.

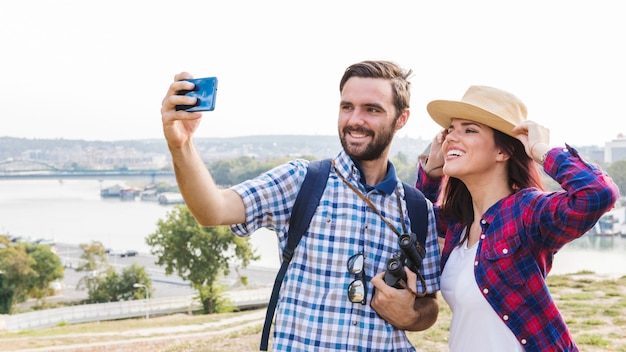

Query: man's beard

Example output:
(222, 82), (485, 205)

(339, 125), (395, 161)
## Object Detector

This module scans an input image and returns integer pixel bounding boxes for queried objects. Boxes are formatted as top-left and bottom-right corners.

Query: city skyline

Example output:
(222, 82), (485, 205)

(2, 133), (625, 177)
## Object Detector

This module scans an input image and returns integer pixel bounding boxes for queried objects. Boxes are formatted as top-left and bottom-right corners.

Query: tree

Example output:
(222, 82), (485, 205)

(23, 242), (64, 307)
(146, 205), (259, 313)
(74, 240), (152, 303)
(0, 236), (37, 314)
(86, 266), (120, 303)
(85, 264), (152, 303)
(75, 241), (109, 294)
(211, 159), (236, 186)
(392, 151), (417, 185)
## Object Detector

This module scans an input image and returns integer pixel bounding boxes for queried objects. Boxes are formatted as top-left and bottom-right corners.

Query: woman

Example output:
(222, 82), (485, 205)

(416, 85), (620, 351)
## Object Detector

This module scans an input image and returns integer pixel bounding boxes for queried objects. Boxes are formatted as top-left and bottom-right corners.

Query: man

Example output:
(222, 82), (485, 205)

(160, 60), (440, 351)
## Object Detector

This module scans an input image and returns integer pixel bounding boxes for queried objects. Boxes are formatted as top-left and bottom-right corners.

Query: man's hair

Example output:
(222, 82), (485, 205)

(339, 60), (412, 118)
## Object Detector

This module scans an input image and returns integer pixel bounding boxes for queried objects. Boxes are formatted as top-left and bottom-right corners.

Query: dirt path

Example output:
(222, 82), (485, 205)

(2, 310), (266, 352)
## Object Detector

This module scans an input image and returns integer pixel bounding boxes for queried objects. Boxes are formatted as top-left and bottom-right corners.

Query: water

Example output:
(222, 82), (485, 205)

(0, 178), (281, 269)
(1, 179), (624, 276)
(552, 233), (626, 276)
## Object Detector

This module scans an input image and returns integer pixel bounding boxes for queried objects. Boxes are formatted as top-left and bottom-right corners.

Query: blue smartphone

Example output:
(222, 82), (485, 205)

(175, 77), (218, 112)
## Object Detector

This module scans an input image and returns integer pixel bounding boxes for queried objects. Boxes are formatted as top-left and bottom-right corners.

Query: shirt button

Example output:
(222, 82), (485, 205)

(474, 261), (478, 266)
(352, 321), (357, 325)
(481, 219), (486, 225)
(503, 315), (509, 321)
(483, 288), (489, 294)
(480, 234), (485, 239)
(521, 339), (527, 345)
(502, 248), (508, 254)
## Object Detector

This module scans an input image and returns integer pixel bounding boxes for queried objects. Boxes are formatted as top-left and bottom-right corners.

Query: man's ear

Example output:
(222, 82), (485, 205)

(395, 109), (410, 131)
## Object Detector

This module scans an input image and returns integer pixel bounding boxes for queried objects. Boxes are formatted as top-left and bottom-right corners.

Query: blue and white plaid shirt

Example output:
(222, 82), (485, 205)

(231, 150), (440, 352)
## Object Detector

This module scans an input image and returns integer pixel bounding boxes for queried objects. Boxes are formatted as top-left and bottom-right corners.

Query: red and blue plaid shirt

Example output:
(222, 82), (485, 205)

(416, 144), (620, 352)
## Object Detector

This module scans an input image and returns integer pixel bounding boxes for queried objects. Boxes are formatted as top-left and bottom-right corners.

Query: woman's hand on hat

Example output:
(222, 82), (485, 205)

(512, 121), (551, 164)
(424, 130), (446, 178)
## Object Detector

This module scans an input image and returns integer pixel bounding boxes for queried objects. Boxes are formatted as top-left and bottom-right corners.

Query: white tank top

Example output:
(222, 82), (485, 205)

(440, 238), (525, 352)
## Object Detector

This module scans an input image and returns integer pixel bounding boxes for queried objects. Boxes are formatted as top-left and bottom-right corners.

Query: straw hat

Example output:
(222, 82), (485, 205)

(427, 85), (527, 137)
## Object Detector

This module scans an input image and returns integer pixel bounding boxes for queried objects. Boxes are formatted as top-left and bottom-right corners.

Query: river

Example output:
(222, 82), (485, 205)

(0, 178), (281, 269)
(1, 178), (625, 276)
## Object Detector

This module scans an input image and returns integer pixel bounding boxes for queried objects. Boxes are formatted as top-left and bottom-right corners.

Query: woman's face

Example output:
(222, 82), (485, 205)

(442, 118), (503, 179)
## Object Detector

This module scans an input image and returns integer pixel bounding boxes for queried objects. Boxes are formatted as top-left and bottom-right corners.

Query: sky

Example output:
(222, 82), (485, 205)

(1, 0), (624, 147)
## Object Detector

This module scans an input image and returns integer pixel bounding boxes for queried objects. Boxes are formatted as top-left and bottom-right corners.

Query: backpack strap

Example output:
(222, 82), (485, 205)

(402, 182), (428, 250)
(260, 158), (331, 351)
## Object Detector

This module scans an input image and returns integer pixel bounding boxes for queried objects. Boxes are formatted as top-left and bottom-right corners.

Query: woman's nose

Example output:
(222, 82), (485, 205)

(444, 129), (456, 142)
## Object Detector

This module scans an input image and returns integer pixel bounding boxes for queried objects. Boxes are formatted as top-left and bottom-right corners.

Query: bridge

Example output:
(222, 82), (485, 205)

(0, 170), (176, 183)
(0, 160), (175, 183)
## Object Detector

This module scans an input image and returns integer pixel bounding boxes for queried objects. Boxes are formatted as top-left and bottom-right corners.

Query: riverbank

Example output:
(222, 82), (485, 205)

(1, 271), (624, 352)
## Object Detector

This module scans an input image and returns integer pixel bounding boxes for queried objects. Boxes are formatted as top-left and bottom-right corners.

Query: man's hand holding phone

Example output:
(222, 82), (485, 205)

(162, 73), (217, 150)
(175, 77), (218, 112)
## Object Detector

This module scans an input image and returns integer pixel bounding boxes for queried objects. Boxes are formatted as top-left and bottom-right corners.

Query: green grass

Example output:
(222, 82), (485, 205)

(1, 272), (625, 352)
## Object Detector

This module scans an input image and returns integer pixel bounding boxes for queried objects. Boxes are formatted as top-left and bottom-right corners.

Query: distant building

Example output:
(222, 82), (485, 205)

(604, 133), (626, 163)
(575, 145), (604, 163)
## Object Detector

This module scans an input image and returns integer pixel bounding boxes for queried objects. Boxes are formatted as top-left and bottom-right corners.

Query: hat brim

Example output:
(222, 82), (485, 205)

(427, 100), (517, 137)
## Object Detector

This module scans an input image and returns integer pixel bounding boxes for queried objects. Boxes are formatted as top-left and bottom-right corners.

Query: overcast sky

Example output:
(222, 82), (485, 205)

(1, 0), (624, 147)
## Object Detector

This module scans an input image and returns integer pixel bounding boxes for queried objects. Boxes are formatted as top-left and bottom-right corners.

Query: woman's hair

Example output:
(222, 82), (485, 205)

(339, 60), (412, 119)
(439, 129), (546, 232)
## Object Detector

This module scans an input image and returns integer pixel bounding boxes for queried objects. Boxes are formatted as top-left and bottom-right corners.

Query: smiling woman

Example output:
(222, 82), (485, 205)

(417, 83), (620, 352)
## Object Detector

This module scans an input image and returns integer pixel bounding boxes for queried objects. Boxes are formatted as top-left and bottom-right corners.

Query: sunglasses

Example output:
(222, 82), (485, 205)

(347, 253), (367, 305)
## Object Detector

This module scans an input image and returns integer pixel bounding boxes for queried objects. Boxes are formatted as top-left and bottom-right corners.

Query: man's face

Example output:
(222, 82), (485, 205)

(338, 77), (401, 161)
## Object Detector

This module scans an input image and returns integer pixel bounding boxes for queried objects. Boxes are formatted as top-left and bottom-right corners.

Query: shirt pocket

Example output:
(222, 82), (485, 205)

(482, 234), (527, 287)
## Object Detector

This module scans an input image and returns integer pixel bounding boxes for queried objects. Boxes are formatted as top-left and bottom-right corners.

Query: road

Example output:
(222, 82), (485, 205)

(20, 242), (278, 308)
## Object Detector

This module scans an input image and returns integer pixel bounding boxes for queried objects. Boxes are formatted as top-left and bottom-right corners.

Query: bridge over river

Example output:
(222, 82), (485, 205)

(0, 170), (176, 183)
(0, 159), (176, 183)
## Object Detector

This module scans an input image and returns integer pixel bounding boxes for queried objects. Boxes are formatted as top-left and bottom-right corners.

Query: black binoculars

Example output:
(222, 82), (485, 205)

(383, 232), (425, 289)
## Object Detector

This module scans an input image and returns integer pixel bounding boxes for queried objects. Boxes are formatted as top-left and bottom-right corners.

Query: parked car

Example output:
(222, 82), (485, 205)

(120, 249), (138, 257)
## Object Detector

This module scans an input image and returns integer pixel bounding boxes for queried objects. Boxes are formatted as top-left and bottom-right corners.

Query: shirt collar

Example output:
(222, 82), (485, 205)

(334, 150), (398, 195)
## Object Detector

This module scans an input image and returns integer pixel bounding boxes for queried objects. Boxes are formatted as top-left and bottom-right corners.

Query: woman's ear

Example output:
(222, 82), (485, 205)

(496, 149), (511, 162)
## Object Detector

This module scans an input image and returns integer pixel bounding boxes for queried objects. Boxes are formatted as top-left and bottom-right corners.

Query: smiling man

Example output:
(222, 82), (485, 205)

(160, 60), (441, 351)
